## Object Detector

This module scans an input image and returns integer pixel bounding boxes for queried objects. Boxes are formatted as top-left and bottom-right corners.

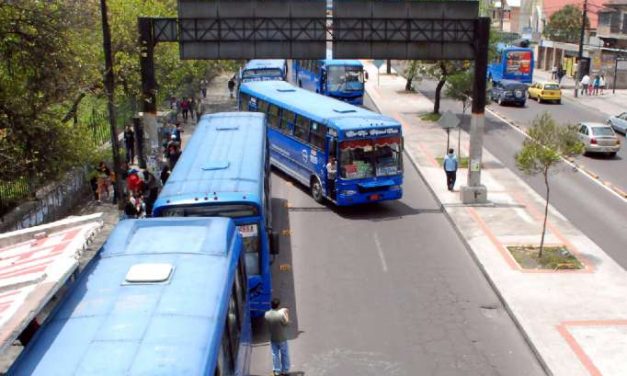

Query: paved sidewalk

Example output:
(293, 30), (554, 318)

(365, 62), (627, 376)
(533, 69), (626, 119)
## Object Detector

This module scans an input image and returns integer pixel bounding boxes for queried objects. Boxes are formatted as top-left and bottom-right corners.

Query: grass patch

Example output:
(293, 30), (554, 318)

(435, 156), (469, 169)
(419, 112), (441, 122)
(507, 245), (583, 270)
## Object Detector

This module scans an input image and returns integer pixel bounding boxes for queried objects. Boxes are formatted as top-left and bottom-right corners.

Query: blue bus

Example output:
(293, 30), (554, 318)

(152, 112), (276, 317)
(240, 59), (288, 83)
(488, 44), (534, 84)
(9, 217), (252, 376)
(239, 81), (403, 206)
(292, 58), (365, 105)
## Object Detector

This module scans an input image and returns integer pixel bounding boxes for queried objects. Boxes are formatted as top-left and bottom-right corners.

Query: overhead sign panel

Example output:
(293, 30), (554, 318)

(332, 0), (478, 60)
(177, 0), (326, 59)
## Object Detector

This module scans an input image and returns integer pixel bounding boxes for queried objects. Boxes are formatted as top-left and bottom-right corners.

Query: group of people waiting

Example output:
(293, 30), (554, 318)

(579, 73), (606, 96)
(169, 96), (197, 123)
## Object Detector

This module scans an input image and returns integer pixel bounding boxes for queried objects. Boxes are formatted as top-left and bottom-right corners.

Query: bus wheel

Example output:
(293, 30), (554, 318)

(310, 178), (324, 203)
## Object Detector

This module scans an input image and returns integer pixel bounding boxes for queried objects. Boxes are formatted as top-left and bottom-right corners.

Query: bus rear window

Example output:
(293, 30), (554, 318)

(505, 51), (531, 74)
(159, 204), (258, 218)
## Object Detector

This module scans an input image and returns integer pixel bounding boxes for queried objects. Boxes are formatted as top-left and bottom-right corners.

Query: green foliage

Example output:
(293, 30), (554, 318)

(444, 70), (473, 113)
(543, 5), (589, 43)
(515, 113), (584, 175)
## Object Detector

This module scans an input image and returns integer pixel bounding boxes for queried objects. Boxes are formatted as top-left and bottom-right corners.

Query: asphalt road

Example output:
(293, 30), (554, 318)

(415, 78), (627, 269)
(249, 155), (544, 374)
(486, 87), (627, 191)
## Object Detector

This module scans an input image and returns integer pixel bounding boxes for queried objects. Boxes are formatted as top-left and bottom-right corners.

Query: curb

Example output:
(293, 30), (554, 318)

(364, 85), (553, 376)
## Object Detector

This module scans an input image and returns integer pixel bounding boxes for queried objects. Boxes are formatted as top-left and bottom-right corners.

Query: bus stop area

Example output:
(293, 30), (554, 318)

(0, 214), (103, 363)
(364, 61), (627, 376)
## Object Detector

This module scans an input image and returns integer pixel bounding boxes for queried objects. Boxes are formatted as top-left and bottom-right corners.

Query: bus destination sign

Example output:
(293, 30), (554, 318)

(344, 128), (400, 139)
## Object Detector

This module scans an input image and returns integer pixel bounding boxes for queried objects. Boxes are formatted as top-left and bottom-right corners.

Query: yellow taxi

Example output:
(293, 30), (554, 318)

(528, 81), (562, 104)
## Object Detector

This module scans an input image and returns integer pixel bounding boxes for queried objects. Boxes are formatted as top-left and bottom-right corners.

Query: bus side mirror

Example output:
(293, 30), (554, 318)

(270, 231), (280, 255)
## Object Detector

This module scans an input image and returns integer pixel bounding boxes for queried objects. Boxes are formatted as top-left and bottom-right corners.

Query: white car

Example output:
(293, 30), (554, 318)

(577, 122), (621, 157)
(607, 112), (627, 134)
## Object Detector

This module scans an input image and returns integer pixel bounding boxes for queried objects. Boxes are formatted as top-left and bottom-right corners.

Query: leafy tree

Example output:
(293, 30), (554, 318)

(543, 5), (589, 44)
(515, 113), (584, 256)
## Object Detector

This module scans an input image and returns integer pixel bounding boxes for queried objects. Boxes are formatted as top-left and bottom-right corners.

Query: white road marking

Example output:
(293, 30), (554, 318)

(373, 232), (388, 272)
(486, 107), (627, 204)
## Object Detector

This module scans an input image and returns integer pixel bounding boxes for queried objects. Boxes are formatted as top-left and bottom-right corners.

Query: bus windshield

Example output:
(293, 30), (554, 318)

(327, 66), (364, 92)
(339, 137), (402, 179)
(158, 204), (258, 218)
(238, 223), (261, 276)
(242, 68), (284, 81)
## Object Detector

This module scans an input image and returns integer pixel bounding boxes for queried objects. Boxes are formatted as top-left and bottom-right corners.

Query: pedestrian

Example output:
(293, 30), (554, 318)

(599, 74), (606, 95)
(123, 124), (135, 164)
(580, 74), (590, 95)
(593, 75), (600, 95)
(551, 65), (557, 80)
(96, 161), (111, 203)
(189, 97), (196, 121)
(443, 148), (458, 191)
(228, 75), (236, 98)
(200, 79), (208, 98)
(126, 168), (144, 196)
(171, 122), (183, 143)
(167, 144), (182, 169)
(180, 97), (190, 122)
(326, 156), (337, 200)
(160, 165), (171, 185)
(142, 170), (159, 217)
(557, 65), (565, 85)
(264, 298), (290, 376)
(123, 194), (139, 219)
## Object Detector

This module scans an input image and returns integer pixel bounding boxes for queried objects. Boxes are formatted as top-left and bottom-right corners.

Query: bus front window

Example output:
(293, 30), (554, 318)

(339, 140), (374, 179)
(237, 223), (261, 276)
(374, 137), (402, 176)
(327, 66), (365, 92)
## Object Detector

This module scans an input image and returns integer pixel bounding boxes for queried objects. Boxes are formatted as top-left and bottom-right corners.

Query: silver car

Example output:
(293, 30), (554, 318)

(578, 122), (621, 157)
(607, 112), (627, 134)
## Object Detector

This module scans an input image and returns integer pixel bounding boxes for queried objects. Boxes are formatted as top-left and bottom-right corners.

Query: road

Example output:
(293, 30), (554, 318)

(249, 154), (544, 373)
(487, 87), (627, 191)
(414, 78), (627, 269)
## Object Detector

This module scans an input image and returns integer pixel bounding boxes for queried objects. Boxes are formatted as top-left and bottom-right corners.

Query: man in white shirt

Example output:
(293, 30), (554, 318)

(326, 156), (337, 200)
(580, 74), (590, 95)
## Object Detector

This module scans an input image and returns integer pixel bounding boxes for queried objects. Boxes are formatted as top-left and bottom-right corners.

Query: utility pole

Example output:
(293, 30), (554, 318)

(575, 0), (588, 98)
(100, 0), (125, 209)
(499, 0), (505, 31)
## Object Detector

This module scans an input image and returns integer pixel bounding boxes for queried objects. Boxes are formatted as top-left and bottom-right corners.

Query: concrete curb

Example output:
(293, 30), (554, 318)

(364, 87), (552, 376)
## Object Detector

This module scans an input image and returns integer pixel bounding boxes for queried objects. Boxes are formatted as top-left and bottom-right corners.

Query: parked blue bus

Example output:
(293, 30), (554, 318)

(152, 112), (276, 317)
(488, 44), (534, 84)
(240, 59), (288, 83)
(292, 58), (365, 105)
(9, 217), (252, 376)
(239, 81), (403, 206)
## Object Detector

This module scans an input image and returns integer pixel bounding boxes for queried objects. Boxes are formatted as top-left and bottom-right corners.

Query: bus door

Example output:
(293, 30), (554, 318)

(326, 136), (337, 198)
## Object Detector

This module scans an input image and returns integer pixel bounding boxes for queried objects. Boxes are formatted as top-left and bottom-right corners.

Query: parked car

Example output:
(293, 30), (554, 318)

(577, 122), (621, 157)
(607, 112), (627, 134)
(527, 81), (561, 104)
(490, 80), (527, 107)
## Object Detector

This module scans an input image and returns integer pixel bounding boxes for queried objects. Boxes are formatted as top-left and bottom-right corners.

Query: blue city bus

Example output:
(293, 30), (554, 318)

(292, 58), (365, 105)
(152, 112), (276, 317)
(488, 44), (534, 84)
(239, 81), (403, 206)
(240, 59), (288, 83)
(9, 217), (252, 376)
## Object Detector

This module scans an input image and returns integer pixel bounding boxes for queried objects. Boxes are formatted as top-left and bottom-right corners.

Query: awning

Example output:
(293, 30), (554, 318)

(0, 213), (103, 352)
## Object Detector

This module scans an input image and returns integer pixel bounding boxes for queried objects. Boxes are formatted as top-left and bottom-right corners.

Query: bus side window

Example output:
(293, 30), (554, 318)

(310, 122), (327, 150)
(239, 94), (250, 111)
(294, 115), (311, 143)
(280, 110), (295, 134)
(258, 99), (269, 113)
(328, 138), (337, 159)
(267, 104), (280, 129)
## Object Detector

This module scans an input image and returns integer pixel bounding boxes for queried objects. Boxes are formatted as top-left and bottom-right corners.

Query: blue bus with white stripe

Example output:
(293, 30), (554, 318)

(9, 217), (251, 376)
(240, 59), (288, 83)
(487, 43), (534, 84)
(292, 58), (365, 105)
(152, 112), (276, 317)
(239, 81), (403, 206)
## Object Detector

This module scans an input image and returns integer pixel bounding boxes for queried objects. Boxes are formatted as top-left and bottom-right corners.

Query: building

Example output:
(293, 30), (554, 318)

(596, 0), (627, 88)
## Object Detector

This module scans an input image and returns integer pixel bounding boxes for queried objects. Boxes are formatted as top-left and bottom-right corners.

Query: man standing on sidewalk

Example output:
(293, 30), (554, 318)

(443, 148), (458, 191)
(264, 298), (290, 376)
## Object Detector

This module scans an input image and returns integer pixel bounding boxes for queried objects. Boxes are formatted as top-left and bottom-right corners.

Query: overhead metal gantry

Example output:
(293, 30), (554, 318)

(139, 0), (489, 203)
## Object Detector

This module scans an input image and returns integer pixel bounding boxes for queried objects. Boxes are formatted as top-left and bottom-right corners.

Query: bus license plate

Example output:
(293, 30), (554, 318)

(369, 194), (380, 201)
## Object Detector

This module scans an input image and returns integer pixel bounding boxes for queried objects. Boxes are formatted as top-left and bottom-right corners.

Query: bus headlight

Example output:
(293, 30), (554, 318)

(340, 190), (358, 196)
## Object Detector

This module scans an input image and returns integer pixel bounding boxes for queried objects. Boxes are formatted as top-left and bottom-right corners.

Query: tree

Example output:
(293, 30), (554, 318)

(515, 113), (584, 256)
(444, 70), (474, 155)
(543, 5), (590, 44)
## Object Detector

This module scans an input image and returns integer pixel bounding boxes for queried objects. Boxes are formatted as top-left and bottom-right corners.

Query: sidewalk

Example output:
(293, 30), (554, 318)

(365, 63), (627, 376)
(534, 69), (626, 118)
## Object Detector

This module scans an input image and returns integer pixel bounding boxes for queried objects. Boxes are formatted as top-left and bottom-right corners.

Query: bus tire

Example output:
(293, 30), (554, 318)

(310, 177), (324, 203)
